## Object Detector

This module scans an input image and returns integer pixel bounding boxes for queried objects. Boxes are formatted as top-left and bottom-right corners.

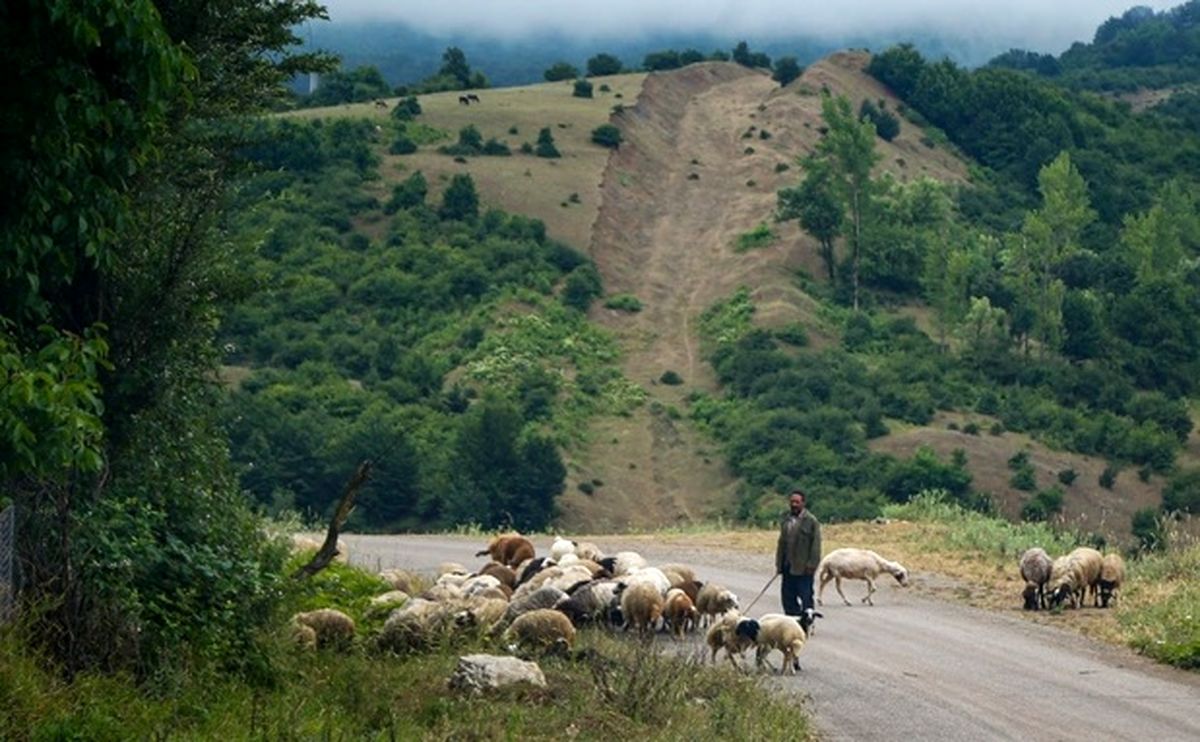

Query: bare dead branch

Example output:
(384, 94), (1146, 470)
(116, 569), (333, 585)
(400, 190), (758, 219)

(292, 460), (372, 579)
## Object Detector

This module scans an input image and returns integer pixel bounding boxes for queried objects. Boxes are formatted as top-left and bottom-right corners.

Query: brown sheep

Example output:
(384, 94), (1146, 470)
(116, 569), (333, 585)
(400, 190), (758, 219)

(663, 588), (700, 638)
(292, 609), (355, 650)
(478, 562), (518, 588)
(505, 608), (576, 651)
(476, 534), (536, 568)
(620, 582), (664, 635)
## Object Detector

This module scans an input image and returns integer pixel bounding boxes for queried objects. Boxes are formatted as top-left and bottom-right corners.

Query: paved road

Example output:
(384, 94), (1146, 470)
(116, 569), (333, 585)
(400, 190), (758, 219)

(343, 534), (1200, 741)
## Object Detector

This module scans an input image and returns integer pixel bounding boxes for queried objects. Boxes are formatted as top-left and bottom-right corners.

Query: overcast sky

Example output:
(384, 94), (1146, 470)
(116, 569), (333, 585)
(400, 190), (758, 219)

(320, 1), (1180, 49)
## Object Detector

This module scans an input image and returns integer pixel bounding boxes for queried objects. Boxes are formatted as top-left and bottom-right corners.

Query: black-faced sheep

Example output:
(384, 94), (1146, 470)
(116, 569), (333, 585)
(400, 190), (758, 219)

(598, 551), (647, 577)
(619, 581), (664, 635)
(514, 556), (555, 587)
(816, 548), (909, 606)
(1019, 547), (1053, 611)
(554, 580), (621, 626)
(662, 588), (699, 637)
(1048, 555), (1086, 609)
(291, 608), (356, 650)
(705, 610), (754, 668)
(453, 597), (509, 634)
(737, 611), (821, 674)
(1067, 547), (1104, 606)
(503, 585), (568, 624)
(1098, 553), (1126, 608)
(695, 583), (739, 627)
(476, 534), (536, 568)
(505, 608), (576, 651)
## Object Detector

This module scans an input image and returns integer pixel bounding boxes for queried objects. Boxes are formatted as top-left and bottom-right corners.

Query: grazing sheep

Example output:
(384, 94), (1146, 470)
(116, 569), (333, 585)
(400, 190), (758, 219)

(598, 551), (647, 577)
(438, 562), (469, 577)
(695, 583), (739, 627)
(1019, 547), (1053, 611)
(662, 588), (700, 638)
(476, 534), (536, 568)
(378, 598), (444, 652)
(477, 562), (517, 588)
(573, 559), (605, 577)
(1067, 547), (1104, 607)
(676, 579), (703, 605)
(504, 585), (568, 624)
(554, 580), (621, 626)
(454, 597), (509, 633)
(550, 536), (577, 561)
(1048, 555), (1087, 609)
(505, 608), (576, 651)
(368, 590), (410, 614)
(659, 563), (698, 587)
(422, 583), (464, 603)
(515, 556), (555, 587)
(816, 548), (909, 606)
(543, 565), (596, 594)
(291, 622), (318, 650)
(620, 581), (664, 635)
(1098, 553), (1126, 608)
(292, 609), (356, 649)
(461, 574), (502, 596)
(620, 567), (672, 596)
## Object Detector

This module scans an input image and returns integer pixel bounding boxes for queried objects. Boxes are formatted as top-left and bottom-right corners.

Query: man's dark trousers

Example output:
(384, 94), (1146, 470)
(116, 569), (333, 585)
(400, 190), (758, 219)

(781, 569), (814, 615)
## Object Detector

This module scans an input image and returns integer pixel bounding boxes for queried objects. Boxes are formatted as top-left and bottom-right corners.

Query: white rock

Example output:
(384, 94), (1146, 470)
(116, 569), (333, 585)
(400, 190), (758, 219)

(448, 654), (546, 694)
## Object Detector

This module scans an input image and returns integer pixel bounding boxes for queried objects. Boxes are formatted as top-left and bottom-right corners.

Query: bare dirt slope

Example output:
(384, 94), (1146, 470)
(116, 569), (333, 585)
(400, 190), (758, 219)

(566, 54), (968, 529)
(345, 533), (1200, 742)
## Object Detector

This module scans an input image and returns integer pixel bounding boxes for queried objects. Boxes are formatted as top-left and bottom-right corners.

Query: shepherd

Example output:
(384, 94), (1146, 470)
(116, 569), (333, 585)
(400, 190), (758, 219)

(776, 490), (822, 615)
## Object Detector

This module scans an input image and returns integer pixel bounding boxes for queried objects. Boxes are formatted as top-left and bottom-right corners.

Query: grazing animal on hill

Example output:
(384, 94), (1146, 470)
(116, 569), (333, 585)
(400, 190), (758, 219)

(467, 93), (480, 103)
(476, 534), (535, 568)
(1019, 547), (1053, 611)
(458, 95), (470, 105)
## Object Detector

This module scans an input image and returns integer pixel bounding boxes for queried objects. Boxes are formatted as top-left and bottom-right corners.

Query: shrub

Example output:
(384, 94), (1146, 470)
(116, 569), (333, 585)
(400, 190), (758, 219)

(599, 84), (611, 92)
(1100, 465), (1118, 489)
(390, 95), (422, 121)
(389, 136), (417, 155)
(773, 323), (808, 346)
(734, 222), (775, 252)
(1131, 507), (1165, 551)
(1010, 465), (1037, 491)
(544, 62), (579, 82)
(1057, 468), (1078, 486)
(989, 421), (1006, 436)
(591, 124), (622, 149)
(1021, 487), (1064, 522)
(660, 370), (684, 385)
(386, 171), (428, 212)
(578, 481), (595, 495)
(481, 138), (511, 156)
(759, 129), (772, 140)
(535, 127), (561, 158)
(1007, 450), (1030, 469)
(772, 56), (802, 86)
(562, 265), (603, 311)
(520, 142), (533, 154)
(573, 79), (594, 98)
(774, 162), (791, 173)
(439, 173), (478, 221)
(1163, 468), (1200, 514)
(963, 422), (981, 435)
(587, 53), (623, 77)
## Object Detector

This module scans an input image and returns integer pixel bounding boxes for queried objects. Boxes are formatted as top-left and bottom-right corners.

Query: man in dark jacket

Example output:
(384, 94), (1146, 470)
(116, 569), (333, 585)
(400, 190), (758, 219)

(776, 490), (822, 615)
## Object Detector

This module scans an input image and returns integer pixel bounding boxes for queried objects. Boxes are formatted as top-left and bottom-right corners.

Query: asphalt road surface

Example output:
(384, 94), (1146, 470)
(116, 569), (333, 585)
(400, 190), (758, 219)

(342, 534), (1200, 741)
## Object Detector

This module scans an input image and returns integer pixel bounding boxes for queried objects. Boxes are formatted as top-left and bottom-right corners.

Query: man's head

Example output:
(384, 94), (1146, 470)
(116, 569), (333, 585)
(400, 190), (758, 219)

(789, 490), (806, 515)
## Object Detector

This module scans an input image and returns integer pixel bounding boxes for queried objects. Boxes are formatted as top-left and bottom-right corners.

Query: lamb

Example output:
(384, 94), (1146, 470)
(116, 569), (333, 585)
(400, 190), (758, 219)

(1098, 553), (1126, 608)
(816, 548), (909, 606)
(662, 588), (700, 638)
(1067, 547), (1104, 607)
(1018, 547), (1053, 611)
(503, 585), (568, 624)
(291, 608), (356, 650)
(598, 551), (647, 577)
(1048, 555), (1087, 609)
(737, 611), (821, 675)
(619, 581), (664, 635)
(476, 534), (536, 568)
(291, 622), (318, 650)
(695, 583), (739, 627)
(505, 608), (576, 651)
(705, 610), (754, 667)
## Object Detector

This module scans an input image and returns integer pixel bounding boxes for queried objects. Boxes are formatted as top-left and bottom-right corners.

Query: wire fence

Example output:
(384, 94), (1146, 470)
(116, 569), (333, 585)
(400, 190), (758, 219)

(0, 505), (14, 624)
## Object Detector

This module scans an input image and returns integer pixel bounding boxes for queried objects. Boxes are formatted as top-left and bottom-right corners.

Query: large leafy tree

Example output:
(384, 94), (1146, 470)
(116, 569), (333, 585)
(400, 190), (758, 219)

(777, 159), (843, 282)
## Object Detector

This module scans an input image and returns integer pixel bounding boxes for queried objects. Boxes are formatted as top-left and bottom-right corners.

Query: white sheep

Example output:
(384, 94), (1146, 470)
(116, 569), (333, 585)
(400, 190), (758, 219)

(503, 585), (568, 624)
(1067, 547), (1104, 607)
(705, 611), (753, 668)
(453, 596), (509, 634)
(738, 612), (821, 675)
(1098, 553), (1126, 608)
(619, 581), (664, 635)
(549, 536), (577, 561)
(575, 541), (604, 562)
(619, 566), (672, 596)
(1048, 555), (1086, 609)
(1019, 547), (1053, 611)
(659, 563), (698, 587)
(461, 574), (502, 596)
(696, 583), (739, 627)
(598, 551), (647, 577)
(816, 548), (909, 606)
(378, 568), (418, 593)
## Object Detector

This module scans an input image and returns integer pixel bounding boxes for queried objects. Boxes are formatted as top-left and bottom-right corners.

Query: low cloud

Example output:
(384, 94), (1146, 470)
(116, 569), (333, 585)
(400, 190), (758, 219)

(320, 1), (1180, 50)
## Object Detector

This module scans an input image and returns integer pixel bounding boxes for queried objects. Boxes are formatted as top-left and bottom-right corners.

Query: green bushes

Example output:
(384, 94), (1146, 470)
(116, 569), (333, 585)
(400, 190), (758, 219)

(604, 293), (643, 312)
(573, 79), (594, 98)
(734, 222), (776, 252)
(1021, 487), (1065, 521)
(535, 127), (561, 158)
(591, 124), (623, 149)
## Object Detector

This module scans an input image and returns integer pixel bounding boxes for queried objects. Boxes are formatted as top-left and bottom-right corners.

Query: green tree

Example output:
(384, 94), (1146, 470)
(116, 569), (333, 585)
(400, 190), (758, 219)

(1003, 152), (1095, 355)
(924, 230), (989, 348)
(812, 94), (882, 310)
(777, 159), (844, 282)
(387, 171), (428, 212)
(587, 53), (624, 76)
(440, 46), (472, 88)
(544, 61), (580, 81)
(773, 56), (803, 86)
(573, 79), (594, 98)
(535, 127), (561, 158)
(440, 174), (480, 221)
(592, 124), (623, 149)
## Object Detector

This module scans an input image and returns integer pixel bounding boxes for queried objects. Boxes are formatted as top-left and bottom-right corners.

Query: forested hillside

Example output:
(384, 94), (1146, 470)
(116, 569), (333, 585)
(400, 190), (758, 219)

(222, 118), (643, 532)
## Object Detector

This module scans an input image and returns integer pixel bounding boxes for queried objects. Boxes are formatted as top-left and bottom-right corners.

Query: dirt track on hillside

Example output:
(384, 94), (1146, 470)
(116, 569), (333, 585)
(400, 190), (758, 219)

(346, 533), (1200, 741)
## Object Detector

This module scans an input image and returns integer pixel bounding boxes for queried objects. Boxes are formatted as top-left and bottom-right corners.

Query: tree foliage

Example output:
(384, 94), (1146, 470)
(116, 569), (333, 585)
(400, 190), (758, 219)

(587, 53), (624, 77)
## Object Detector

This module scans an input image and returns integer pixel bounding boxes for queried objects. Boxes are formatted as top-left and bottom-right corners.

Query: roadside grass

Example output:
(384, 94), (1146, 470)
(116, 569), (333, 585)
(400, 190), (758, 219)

(2, 555), (814, 740)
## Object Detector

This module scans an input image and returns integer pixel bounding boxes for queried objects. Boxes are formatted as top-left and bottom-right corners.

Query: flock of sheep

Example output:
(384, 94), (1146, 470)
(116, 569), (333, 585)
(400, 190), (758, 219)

(1018, 546), (1125, 611)
(289, 534), (915, 675)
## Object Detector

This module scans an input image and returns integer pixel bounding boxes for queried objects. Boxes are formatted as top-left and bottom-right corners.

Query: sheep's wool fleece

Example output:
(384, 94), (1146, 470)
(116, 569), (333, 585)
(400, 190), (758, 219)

(448, 654), (547, 694)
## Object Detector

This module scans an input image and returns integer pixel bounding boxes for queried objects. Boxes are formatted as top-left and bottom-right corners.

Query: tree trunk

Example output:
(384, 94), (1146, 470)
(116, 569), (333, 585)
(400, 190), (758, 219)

(292, 460), (372, 579)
